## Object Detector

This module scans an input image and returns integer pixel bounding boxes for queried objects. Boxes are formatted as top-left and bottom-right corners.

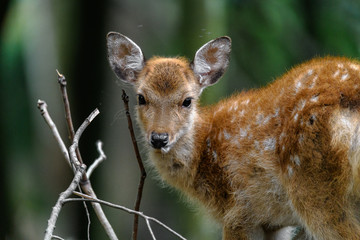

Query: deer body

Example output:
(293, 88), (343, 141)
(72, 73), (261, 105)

(107, 32), (360, 239)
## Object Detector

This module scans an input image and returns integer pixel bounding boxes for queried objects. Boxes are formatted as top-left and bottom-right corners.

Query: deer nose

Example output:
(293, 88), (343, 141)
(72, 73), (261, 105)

(150, 132), (169, 149)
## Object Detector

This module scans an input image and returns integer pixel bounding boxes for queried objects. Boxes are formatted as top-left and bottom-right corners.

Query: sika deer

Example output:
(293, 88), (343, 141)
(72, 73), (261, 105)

(107, 32), (360, 239)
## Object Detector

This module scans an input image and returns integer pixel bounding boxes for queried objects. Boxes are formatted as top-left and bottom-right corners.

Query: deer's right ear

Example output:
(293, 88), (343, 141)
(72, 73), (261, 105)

(192, 36), (231, 90)
(106, 32), (145, 84)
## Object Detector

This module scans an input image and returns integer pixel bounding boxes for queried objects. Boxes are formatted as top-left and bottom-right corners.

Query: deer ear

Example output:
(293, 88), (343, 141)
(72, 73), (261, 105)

(192, 36), (231, 89)
(106, 32), (145, 84)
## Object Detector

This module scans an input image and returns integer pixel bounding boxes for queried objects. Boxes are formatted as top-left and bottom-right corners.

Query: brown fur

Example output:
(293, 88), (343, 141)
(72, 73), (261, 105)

(107, 33), (360, 239)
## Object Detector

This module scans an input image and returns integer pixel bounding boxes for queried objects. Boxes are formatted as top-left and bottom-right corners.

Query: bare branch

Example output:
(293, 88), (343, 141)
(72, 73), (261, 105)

(37, 99), (73, 170)
(44, 108), (99, 240)
(70, 192), (187, 240)
(44, 164), (86, 240)
(57, 71), (75, 141)
(67, 108), (118, 239)
(80, 180), (118, 239)
(51, 235), (65, 240)
(57, 70), (84, 166)
(145, 218), (156, 240)
(121, 89), (147, 240)
(69, 108), (99, 167)
(87, 140), (106, 179)
(56, 71), (118, 239)
(43, 107), (118, 240)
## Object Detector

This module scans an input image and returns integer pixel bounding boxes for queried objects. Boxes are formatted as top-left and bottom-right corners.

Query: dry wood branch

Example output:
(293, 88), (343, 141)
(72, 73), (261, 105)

(68, 108), (99, 166)
(70, 192), (187, 240)
(56, 71), (117, 239)
(57, 70), (84, 167)
(44, 108), (99, 240)
(67, 109), (118, 239)
(87, 140), (106, 179)
(37, 99), (73, 170)
(39, 99), (117, 239)
(121, 89), (147, 240)
(44, 164), (86, 240)
(51, 235), (65, 240)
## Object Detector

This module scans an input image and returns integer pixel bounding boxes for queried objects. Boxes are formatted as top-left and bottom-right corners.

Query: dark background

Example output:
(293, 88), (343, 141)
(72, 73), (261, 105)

(1, 0), (360, 239)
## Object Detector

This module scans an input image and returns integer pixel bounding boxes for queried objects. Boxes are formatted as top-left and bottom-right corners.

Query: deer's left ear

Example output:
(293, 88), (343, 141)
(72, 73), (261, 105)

(191, 36), (231, 89)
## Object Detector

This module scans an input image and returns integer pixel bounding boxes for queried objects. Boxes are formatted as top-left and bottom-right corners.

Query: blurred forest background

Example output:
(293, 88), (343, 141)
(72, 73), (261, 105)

(1, 0), (360, 239)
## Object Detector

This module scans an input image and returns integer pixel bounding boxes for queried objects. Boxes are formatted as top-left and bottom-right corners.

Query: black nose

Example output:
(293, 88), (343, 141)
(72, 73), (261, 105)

(150, 132), (169, 149)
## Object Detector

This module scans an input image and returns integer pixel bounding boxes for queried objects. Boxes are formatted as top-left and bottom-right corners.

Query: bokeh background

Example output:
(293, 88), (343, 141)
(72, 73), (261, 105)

(1, 0), (360, 239)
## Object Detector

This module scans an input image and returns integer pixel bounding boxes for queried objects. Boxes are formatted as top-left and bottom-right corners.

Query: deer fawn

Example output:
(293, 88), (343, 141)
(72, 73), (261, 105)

(107, 32), (360, 239)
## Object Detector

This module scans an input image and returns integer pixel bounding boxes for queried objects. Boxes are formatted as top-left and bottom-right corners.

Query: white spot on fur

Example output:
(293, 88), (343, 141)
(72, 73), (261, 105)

(212, 150), (218, 161)
(206, 137), (211, 148)
(288, 165), (294, 177)
(298, 99), (306, 111)
(263, 115), (271, 125)
(333, 69), (340, 78)
(309, 75), (318, 89)
(231, 139), (241, 148)
(349, 63), (360, 71)
(291, 155), (301, 166)
(279, 132), (286, 141)
(341, 73), (349, 81)
(298, 134), (304, 144)
(239, 109), (245, 117)
(240, 128), (247, 138)
(233, 103), (239, 111)
(241, 99), (250, 105)
(274, 108), (280, 117)
(214, 106), (224, 115)
(294, 113), (299, 122)
(254, 140), (260, 150)
(295, 70), (314, 93)
(263, 137), (276, 151)
(310, 95), (319, 102)
(295, 81), (302, 93)
(248, 131), (253, 140)
(256, 113), (264, 125)
(223, 130), (231, 140)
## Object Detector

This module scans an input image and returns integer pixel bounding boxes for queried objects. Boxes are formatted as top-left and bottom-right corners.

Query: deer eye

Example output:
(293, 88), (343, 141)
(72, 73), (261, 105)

(182, 97), (192, 108)
(137, 94), (146, 105)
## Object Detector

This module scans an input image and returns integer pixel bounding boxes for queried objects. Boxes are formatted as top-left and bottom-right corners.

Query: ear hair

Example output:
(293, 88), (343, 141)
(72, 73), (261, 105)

(191, 36), (231, 90)
(106, 32), (145, 84)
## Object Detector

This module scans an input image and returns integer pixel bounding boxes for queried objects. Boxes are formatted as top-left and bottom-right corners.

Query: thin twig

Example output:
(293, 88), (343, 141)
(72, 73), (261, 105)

(68, 109), (118, 240)
(38, 99), (91, 239)
(51, 235), (65, 240)
(44, 164), (86, 240)
(145, 219), (156, 240)
(121, 89), (147, 240)
(37, 99), (73, 170)
(69, 108), (99, 166)
(57, 70), (84, 167)
(45, 108), (99, 240)
(70, 192), (187, 240)
(83, 199), (91, 240)
(56, 71), (117, 239)
(87, 140), (106, 178)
